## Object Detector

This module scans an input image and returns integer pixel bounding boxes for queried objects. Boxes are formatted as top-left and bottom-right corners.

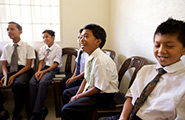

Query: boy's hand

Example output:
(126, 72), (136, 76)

(66, 78), (75, 84)
(35, 71), (41, 80)
(0, 77), (5, 87)
(7, 75), (16, 87)
(36, 71), (45, 81)
(70, 94), (80, 102)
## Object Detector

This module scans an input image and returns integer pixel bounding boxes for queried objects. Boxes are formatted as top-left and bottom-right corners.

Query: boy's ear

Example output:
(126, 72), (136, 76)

(183, 48), (185, 55)
(96, 39), (101, 46)
(52, 36), (55, 41)
(19, 30), (23, 34)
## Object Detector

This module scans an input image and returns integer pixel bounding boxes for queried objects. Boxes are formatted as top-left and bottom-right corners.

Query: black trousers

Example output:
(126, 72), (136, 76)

(60, 75), (83, 95)
(0, 65), (34, 116)
(61, 93), (114, 120)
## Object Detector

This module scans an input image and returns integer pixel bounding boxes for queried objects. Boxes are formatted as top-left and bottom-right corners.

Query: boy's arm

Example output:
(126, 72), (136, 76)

(69, 79), (86, 102)
(36, 61), (59, 81)
(34, 60), (44, 80)
(66, 70), (84, 84)
(7, 59), (32, 86)
(70, 79), (101, 102)
(119, 97), (133, 120)
(0, 61), (8, 86)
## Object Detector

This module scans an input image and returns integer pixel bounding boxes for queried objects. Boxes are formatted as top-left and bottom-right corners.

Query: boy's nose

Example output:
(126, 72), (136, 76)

(158, 45), (167, 53)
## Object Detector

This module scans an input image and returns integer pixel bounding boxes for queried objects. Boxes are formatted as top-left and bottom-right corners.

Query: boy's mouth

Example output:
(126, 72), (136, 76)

(80, 43), (86, 47)
(158, 56), (168, 61)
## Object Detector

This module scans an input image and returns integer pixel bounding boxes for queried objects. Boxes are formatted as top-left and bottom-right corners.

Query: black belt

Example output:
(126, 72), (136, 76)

(133, 114), (142, 120)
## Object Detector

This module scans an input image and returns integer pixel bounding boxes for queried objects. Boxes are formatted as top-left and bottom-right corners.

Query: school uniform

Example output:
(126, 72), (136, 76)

(65, 49), (88, 88)
(29, 43), (62, 113)
(61, 48), (119, 120)
(126, 61), (185, 120)
(61, 49), (88, 103)
(0, 40), (35, 116)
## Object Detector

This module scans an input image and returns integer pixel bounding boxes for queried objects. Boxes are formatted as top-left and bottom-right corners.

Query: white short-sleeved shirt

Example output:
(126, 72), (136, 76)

(126, 61), (185, 120)
(39, 43), (62, 67)
(75, 49), (88, 74)
(0, 40), (36, 68)
(85, 48), (119, 93)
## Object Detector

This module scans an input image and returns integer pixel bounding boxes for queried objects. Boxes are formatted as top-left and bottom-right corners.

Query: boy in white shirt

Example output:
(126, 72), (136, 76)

(117, 18), (185, 120)
(29, 30), (62, 120)
(61, 24), (119, 120)
(0, 21), (36, 120)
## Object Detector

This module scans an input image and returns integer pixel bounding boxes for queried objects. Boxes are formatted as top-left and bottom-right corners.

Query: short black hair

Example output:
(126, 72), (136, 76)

(79, 28), (83, 34)
(83, 24), (106, 49)
(154, 18), (185, 47)
(42, 30), (55, 37)
(8, 21), (22, 31)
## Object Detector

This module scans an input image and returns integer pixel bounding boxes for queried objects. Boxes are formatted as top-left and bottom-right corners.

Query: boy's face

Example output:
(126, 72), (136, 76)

(80, 29), (101, 55)
(153, 33), (185, 66)
(77, 32), (82, 47)
(7, 23), (22, 42)
(43, 32), (54, 47)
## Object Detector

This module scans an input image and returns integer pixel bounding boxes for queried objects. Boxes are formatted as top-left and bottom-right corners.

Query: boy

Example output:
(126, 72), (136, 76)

(60, 28), (87, 93)
(29, 30), (62, 120)
(61, 24), (119, 120)
(61, 28), (89, 105)
(118, 18), (185, 120)
(0, 22), (36, 120)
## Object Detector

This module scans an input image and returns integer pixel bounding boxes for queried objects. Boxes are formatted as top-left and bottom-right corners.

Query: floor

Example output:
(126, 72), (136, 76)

(2, 87), (110, 120)
(2, 87), (60, 120)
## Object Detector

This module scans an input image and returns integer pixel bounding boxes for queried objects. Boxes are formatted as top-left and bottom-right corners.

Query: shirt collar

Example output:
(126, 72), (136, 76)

(87, 48), (100, 61)
(45, 43), (55, 51)
(155, 60), (185, 73)
(11, 40), (22, 47)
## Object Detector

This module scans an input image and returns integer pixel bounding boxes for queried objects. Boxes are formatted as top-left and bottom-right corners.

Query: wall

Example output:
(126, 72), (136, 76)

(60, 0), (110, 48)
(109, 0), (185, 93)
(0, 0), (110, 51)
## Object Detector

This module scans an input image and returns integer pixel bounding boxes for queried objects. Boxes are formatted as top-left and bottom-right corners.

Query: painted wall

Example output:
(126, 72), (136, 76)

(109, 0), (185, 93)
(1, 0), (185, 93)
(60, 0), (110, 48)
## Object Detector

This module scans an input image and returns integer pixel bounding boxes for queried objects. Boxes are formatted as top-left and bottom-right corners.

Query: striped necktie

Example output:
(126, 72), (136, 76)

(83, 58), (93, 93)
(129, 68), (167, 120)
(10, 44), (18, 72)
(76, 50), (83, 76)
(43, 49), (50, 66)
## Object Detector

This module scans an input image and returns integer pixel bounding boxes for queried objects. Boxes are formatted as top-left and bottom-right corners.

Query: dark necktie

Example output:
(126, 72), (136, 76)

(83, 58), (93, 93)
(43, 49), (50, 66)
(76, 50), (83, 76)
(10, 44), (18, 72)
(129, 68), (167, 120)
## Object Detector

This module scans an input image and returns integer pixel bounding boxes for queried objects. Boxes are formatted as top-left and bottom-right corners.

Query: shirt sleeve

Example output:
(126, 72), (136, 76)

(53, 47), (62, 64)
(38, 47), (45, 61)
(175, 95), (185, 120)
(0, 46), (7, 61)
(27, 43), (36, 59)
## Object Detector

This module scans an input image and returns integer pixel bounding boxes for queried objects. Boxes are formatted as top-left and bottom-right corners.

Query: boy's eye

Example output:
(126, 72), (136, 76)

(84, 35), (88, 38)
(154, 44), (160, 48)
(166, 44), (174, 48)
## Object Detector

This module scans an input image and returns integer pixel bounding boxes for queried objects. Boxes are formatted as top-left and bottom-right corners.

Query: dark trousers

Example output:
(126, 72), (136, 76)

(62, 86), (79, 105)
(61, 93), (114, 120)
(0, 90), (4, 111)
(29, 66), (59, 113)
(60, 75), (83, 93)
(0, 65), (34, 116)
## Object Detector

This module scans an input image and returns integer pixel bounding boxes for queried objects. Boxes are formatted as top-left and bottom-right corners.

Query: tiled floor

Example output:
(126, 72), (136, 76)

(2, 87), (60, 120)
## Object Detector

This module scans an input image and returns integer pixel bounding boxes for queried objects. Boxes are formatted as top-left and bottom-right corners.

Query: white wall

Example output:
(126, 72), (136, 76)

(60, 0), (110, 48)
(1, 0), (185, 93)
(109, 0), (185, 93)
(0, 0), (110, 51)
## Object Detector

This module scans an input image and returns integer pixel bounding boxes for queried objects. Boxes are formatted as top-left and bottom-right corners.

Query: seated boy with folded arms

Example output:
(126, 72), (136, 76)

(61, 24), (119, 120)
(118, 18), (185, 120)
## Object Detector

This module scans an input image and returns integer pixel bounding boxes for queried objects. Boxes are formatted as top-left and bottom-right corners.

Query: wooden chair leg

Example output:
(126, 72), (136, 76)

(52, 80), (63, 118)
